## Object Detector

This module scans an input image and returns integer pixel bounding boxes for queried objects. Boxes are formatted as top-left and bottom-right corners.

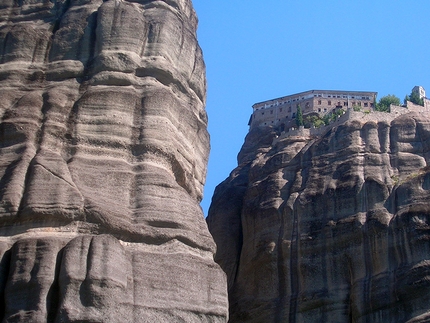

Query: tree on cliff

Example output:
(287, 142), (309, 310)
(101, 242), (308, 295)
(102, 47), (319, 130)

(296, 105), (304, 127)
(376, 94), (401, 112)
(405, 91), (424, 106)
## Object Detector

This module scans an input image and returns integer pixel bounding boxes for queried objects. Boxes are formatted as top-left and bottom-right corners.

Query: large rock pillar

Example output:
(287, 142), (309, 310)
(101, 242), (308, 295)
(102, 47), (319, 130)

(0, 0), (228, 321)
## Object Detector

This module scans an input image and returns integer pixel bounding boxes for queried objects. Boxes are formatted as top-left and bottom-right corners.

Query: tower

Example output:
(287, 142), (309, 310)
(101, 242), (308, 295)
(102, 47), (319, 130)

(412, 86), (426, 99)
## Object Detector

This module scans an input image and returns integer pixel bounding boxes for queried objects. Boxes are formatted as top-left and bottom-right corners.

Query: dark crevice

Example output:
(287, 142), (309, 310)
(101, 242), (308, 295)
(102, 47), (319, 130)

(139, 23), (149, 58)
(231, 217), (243, 291)
(47, 0), (72, 64)
(37, 91), (51, 148)
(362, 216), (373, 322)
(78, 10), (98, 80)
(1, 32), (11, 64)
(15, 156), (36, 216)
(288, 206), (299, 323)
(388, 220), (398, 323)
(46, 247), (64, 322)
(347, 258), (355, 322)
(275, 209), (287, 323)
(50, 0), (71, 35)
(0, 248), (12, 322)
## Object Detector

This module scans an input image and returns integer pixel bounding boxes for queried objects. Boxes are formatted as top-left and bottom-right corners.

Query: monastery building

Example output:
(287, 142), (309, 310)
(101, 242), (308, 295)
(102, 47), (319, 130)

(249, 89), (377, 129)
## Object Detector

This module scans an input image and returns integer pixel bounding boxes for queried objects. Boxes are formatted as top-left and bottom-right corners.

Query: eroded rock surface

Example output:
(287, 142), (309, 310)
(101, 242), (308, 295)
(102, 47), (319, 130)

(0, 0), (228, 321)
(208, 112), (430, 322)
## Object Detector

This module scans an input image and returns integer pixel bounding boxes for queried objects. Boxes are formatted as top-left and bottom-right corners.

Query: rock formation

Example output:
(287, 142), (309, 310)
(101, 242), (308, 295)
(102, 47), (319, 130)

(207, 111), (430, 322)
(0, 0), (228, 321)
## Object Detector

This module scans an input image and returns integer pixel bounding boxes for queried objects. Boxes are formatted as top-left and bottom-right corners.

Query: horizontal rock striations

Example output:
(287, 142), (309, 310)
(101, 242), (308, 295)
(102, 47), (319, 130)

(0, 0), (228, 321)
(207, 112), (430, 322)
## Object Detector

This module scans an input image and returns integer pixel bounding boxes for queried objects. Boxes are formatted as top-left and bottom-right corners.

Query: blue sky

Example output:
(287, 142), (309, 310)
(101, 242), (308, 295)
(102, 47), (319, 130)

(192, 0), (430, 216)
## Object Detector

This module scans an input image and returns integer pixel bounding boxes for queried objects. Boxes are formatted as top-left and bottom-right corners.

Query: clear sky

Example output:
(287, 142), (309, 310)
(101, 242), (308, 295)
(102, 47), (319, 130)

(192, 0), (430, 216)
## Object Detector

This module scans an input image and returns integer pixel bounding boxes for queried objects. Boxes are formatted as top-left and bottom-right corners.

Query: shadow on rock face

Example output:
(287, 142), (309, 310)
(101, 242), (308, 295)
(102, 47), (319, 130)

(208, 114), (430, 322)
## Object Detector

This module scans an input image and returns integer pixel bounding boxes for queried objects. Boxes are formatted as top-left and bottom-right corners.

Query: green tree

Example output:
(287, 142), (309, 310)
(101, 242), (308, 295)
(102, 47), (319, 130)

(305, 115), (325, 128)
(409, 91), (424, 106)
(376, 94), (401, 112)
(296, 105), (304, 127)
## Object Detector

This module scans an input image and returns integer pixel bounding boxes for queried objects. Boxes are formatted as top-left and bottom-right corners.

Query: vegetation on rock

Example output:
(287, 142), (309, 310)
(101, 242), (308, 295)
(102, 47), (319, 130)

(376, 94), (401, 112)
(405, 90), (424, 106)
(296, 105), (304, 127)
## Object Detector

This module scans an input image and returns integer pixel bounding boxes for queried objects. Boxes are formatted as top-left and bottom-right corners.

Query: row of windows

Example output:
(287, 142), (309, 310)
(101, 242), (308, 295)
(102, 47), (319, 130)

(259, 101), (373, 115)
(316, 94), (371, 99)
(256, 94), (373, 110)
(255, 94), (370, 111)
(317, 100), (371, 107)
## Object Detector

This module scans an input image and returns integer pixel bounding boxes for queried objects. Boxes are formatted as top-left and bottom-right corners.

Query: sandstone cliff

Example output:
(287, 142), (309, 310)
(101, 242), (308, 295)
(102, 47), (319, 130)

(207, 111), (430, 322)
(0, 0), (228, 321)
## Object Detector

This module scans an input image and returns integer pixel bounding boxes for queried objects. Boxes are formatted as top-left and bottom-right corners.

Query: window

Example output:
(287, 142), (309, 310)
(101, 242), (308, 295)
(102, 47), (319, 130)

(358, 102), (362, 106)
(318, 108), (321, 112)
(279, 108), (282, 112)
(262, 112), (265, 115)
(270, 110), (273, 114)
(318, 100), (322, 105)
(328, 101), (331, 105)
(364, 102), (368, 107)
(288, 106), (292, 112)
(344, 102), (348, 106)
(293, 113), (296, 118)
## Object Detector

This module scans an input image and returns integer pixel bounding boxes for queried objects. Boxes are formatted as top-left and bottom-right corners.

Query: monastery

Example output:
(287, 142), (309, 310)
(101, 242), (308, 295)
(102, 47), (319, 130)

(249, 87), (429, 135)
(248, 89), (377, 130)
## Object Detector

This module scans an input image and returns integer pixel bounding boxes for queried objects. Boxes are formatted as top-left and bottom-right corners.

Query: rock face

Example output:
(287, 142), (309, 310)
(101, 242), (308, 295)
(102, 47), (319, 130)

(207, 112), (430, 322)
(0, 0), (228, 322)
